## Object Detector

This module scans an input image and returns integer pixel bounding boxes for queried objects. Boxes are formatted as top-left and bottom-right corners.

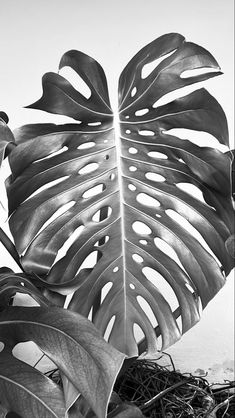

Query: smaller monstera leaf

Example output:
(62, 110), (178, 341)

(0, 352), (65, 418)
(4, 33), (235, 358)
(0, 269), (51, 309)
(26, 49), (113, 124)
(0, 306), (125, 418)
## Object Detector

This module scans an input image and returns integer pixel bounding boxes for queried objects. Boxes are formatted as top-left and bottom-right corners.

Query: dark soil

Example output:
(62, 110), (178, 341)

(113, 355), (235, 417)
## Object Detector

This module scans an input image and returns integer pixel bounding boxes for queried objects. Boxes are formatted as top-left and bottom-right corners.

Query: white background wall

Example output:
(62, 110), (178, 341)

(0, 0), (234, 382)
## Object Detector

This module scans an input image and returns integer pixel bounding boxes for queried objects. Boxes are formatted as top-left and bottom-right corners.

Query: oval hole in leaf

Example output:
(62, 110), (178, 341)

(59, 66), (91, 99)
(77, 250), (102, 274)
(133, 323), (145, 343)
(132, 254), (144, 263)
(130, 283), (135, 290)
(126, 129), (131, 134)
(154, 236), (187, 274)
(77, 142), (95, 150)
(88, 306), (93, 320)
(142, 266), (179, 312)
(46, 200), (75, 223)
(135, 108), (149, 116)
(110, 173), (115, 181)
(145, 172), (165, 182)
(139, 130), (155, 136)
(13, 293), (40, 308)
(129, 166), (137, 172)
(180, 67), (219, 79)
(141, 49), (177, 79)
(152, 84), (201, 108)
(157, 335), (163, 350)
(131, 87), (137, 97)
(30, 201), (76, 249)
(136, 193), (161, 208)
(198, 296), (203, 316)
(148, 151), (168, 159)
(53, 225), (85, 265)
(104, 315), (116, 342)
(176, 316), (183, 334)
(185, 282), (196, 294)
(132, 221), (152, 235)
(139, 239), (148, 245)
(88, 122), (101, 126)
(32, 112), (80, 125)
(113, 266), (119, 272)
(0, 342), (4, 352)
(128, 184), (136, 192)
(12, 341), (42, 365)
(34, 146), (68, 163)
(64, 293), (74, 309)
(82, 184), (104, 199)
(92, 206), (112, 222)
(166, 208), (205, 245)
(176, 182), (206, 203)
(164, 128), (227, 151)
(79, 163), (99, 175)
(94, 235), (110, 246)
(136, 296), (157, 328)
(129, 147), (138, 154)
(166, 209), (222, 267)
(101, 282), (113, 303)
(25, 176), (70, 201)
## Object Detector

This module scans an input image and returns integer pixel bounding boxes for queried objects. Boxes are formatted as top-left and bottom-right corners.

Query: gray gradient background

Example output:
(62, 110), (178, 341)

(0, 0), (234, 381)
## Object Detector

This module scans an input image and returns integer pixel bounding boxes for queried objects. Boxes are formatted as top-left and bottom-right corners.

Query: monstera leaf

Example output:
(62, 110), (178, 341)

(2, 33), (234, 358)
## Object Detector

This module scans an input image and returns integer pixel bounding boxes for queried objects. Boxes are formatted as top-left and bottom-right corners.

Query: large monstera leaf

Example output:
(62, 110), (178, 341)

(4, 33), (234, 357)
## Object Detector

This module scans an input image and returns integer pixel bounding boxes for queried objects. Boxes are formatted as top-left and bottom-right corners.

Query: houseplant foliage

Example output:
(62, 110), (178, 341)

(0, 33), (234, 417)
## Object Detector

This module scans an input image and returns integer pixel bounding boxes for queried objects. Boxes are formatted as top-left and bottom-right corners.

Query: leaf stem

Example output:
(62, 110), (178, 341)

(140, 377), (192, 413)
(33, 353), (46, 368)
(0, 227), (23, 271)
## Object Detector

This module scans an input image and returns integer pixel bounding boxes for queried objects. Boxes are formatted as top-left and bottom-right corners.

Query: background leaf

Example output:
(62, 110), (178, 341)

(0, 270), (52, 309)
(0, 307), (125, 418)
(0, 351), (65, 418)
(108, 403), (145, 418)
(0, 116), (16, 169)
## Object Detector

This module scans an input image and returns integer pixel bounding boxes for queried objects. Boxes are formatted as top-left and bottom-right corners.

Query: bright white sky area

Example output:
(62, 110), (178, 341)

(0, 0), (234, 382)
